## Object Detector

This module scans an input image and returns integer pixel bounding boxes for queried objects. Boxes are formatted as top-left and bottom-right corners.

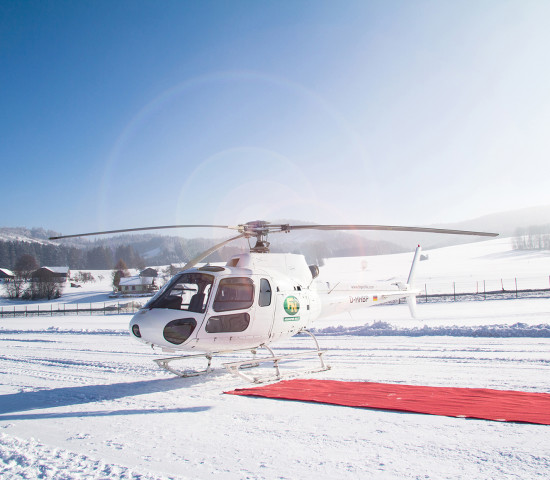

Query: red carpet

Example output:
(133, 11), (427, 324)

(226, 379), (550, 425)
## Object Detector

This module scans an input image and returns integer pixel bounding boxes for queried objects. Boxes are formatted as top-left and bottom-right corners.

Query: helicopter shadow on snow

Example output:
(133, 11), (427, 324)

(0, 377), (212, 422)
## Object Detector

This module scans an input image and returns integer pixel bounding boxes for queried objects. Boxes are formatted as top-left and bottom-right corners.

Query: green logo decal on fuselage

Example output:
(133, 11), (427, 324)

(284, 296), (300, 315)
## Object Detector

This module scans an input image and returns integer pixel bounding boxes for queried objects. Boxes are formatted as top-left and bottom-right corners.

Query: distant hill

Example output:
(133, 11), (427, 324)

(2, 205), (549, 268)
(0, 226), (406, 269)
(356, 205), (550, 249)
(0, 227), (61, 245)
(439, 204), (550, 238)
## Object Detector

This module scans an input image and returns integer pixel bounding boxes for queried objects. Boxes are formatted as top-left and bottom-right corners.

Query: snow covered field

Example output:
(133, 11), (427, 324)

(1, 238), (550, 479)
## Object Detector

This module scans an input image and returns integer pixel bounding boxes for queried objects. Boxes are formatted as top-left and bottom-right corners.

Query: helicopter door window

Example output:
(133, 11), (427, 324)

(259, 278), (272, 307)
(205, 312), (250, 333)
(146, 273), (214, 312)
(213, 277), (254, 312)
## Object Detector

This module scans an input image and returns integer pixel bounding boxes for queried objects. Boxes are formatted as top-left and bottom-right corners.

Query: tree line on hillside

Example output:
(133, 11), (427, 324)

(513, 225), (550, 250)
(0, 229), (408, 271)
(0, 239), (247, 271)
(0, 241), (146, 270)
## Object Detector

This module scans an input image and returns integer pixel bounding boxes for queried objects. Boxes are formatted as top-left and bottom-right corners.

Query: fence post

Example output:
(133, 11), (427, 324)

(484, 280), (486, 300)
(51, 304), (52, 316)
(425, 284), (428, 303)
(453, 282), (456, 301)
(104, 302), (106, 316)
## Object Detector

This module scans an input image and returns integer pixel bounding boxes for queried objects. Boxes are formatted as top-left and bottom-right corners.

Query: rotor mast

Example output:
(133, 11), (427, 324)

(238, 221), (290, 253)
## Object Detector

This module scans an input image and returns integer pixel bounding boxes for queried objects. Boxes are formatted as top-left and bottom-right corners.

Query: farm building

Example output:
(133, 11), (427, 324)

(31, 266), (70, 282)
(140, 267), (158, 278)
(0, 268), (14, 282)
(119, 276), (158, 294)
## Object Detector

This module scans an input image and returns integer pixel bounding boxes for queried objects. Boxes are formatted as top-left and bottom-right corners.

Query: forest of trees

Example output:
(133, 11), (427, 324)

(0, 241), (146, 270)
(513, 225), (550, 250)
(0, 236), (241, 270)
(0, 226), (408, 271)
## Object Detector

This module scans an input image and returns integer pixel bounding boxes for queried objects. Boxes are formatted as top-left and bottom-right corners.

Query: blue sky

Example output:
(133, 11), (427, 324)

(2, 1), (550, 236)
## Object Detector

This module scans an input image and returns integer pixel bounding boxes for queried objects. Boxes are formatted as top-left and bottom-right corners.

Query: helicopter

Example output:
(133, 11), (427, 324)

(51, 221), (498, 382)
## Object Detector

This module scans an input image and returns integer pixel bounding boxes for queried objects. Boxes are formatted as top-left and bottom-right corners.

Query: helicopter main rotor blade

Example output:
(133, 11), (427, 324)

(48, 221), (498, 242)
(285, 225), (498, 237)
(181, 233), (247, 270)
(49, 225), (235, 240)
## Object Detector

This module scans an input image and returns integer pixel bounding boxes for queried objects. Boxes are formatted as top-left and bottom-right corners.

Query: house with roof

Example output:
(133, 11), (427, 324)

(31, 266), (71, 282)
(140, 267), (158, 278)
(0, 268), (14, 282)
(119, 275), (158, 295)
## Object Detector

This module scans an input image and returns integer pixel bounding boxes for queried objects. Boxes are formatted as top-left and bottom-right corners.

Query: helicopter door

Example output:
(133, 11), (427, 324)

(270, 288), (307, 342)
(255, 278), (275, 338)
(200, 276), (255, 347)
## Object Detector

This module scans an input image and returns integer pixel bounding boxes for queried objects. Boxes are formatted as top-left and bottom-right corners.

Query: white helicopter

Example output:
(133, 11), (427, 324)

(51, 221), (497, 382)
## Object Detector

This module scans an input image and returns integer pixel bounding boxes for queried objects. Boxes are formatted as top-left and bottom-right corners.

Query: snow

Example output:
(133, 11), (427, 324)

(1, 238), (550, 479)
(321, 236), (550, 292)
(0, 269), (151, 309)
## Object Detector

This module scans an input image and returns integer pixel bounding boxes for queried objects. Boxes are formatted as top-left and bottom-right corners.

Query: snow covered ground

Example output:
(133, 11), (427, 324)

(0, 270), (120, 308)
(1, 238), (550, 479)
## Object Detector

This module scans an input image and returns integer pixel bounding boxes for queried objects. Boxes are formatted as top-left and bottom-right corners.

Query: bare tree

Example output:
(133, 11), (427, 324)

(14, 254), (38, 281)
(4, 276), (26, 299)
(25, 277), (64, 300)
(513, 225), (550, 251)
(3, 254), (38, 298)
(24, 268), (65, 300)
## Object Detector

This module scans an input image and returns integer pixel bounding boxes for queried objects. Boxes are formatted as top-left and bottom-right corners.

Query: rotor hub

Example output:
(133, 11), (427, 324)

(239, 221), (272, 253)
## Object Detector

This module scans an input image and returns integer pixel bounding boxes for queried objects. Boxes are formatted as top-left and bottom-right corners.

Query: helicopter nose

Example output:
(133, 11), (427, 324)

(129, 313), (145, 339)
(129, 309), (199, 347)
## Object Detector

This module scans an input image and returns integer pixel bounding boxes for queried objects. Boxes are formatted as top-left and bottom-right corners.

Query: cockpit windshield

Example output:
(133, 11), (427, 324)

(143, 272), (214, 313)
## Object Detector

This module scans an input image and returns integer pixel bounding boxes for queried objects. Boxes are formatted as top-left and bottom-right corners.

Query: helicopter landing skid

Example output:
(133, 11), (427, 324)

(153, 351), (260, 378)
(154, 353), (213, 378)
(223, 330), (331, 384)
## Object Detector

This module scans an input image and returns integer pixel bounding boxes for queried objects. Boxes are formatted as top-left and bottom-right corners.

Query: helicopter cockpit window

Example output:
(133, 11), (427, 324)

(213, 277), (254, 312)
(144, 273), (214, 313)
(259, 278), (272, 307)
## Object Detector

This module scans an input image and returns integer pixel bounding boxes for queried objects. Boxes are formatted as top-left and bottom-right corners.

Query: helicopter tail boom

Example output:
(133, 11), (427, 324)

(318, 246), (423, 319)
